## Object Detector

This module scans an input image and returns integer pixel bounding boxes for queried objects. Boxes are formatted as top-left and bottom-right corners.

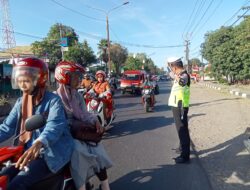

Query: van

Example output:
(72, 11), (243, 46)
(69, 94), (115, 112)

(120, 70), (146, 95)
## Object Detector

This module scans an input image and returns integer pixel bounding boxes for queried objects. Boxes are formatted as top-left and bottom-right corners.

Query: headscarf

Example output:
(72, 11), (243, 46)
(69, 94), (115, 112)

(56, 84), (85, 121)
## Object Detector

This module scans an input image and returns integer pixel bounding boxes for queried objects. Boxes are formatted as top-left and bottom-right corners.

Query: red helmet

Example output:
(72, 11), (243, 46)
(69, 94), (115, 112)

(55, 61), (85, 85)
(11, 57), (49, 89)
(95, 70), (106, 79)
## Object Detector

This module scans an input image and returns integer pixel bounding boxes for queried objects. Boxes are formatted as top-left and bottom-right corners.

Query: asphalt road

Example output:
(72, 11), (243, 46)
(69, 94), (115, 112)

(94, 81), (213, 190)
(0, 81), (213, 190)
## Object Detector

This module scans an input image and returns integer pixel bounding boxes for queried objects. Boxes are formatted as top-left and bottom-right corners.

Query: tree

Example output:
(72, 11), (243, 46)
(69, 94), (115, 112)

(31, 23), (95, 68)
(201, 17), (250, 84)
(124, 53), (160, 74)
(110, 43), (128, 74)
(97, 39), (108, 72)
(64, 40), (96, 66)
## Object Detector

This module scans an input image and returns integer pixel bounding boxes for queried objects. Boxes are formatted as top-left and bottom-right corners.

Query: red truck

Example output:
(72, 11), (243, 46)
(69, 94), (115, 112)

(120, 70), (146, 95)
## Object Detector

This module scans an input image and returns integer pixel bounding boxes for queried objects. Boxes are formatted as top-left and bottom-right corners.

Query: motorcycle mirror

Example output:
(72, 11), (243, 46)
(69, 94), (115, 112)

(25, 115), (46, 131)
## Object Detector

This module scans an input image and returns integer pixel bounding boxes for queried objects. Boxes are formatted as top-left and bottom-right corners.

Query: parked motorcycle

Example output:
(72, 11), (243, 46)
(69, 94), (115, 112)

(142, 85), (155, 112)
(0, 115), (77, 190)
(86, 93), (115, 128)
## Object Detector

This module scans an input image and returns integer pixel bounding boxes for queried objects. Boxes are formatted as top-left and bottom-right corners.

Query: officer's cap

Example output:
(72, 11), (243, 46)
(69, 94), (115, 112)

(167, 57), (183, 67)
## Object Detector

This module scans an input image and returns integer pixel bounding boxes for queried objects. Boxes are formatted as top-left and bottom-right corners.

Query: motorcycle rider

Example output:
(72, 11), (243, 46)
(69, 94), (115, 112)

(143, 74), (156, 109)
(88, 70), (114, 124)
(0, 57), (74, 190)
(80, 73), (94, 91)
(55, 61), (113, 190)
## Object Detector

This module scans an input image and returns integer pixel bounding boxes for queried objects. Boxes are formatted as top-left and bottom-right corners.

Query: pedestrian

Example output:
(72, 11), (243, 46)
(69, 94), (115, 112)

(0, 57), (74, 189)
(167, 57), (191, 164)
(55, 61), (113, 190)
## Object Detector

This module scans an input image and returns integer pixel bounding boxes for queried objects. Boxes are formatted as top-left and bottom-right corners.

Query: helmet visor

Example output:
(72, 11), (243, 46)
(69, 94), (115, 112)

(11, 66), (40, 89)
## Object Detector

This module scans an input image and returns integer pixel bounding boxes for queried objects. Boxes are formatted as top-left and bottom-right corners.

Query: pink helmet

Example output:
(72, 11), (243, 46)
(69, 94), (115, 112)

(11, 57), (48, 89)
(55, 61), (85, 85)
(95, 70), (106, 79)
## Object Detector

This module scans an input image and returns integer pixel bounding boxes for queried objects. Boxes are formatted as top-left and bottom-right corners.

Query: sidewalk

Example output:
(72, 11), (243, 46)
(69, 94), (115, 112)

(189, 83), (250, 190)
(199, 81), (250, 99)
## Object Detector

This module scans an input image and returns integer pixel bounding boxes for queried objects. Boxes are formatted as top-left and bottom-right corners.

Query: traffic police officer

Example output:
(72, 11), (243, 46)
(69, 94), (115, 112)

(167, 57), (191, 164)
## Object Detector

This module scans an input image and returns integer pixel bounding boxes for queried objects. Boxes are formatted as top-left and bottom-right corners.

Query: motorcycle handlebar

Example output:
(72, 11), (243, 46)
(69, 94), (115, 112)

(3, 161), (29, 172)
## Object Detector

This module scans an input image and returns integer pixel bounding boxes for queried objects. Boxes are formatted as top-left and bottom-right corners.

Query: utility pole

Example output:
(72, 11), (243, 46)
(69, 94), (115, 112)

(185, 40), (191, 74)
(59, 24), (64, 60)
(106, 15), (111, 74)
(0, 0), (16, 51)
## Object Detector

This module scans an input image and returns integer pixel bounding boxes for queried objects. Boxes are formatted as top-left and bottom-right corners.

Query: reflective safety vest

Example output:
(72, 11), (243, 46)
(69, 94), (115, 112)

(168, 73), (190, 108)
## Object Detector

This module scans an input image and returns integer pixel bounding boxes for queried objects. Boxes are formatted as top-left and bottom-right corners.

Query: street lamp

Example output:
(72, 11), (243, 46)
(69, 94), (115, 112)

(86, 2), (129, 74)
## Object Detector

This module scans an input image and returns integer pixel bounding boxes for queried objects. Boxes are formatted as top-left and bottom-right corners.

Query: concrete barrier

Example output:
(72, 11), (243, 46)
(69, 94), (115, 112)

(200, 83), (250, 99)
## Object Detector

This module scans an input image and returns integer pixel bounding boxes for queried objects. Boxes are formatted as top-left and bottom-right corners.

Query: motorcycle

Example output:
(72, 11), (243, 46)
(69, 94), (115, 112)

(142, 85), (155, 112)
(0, 114), (79, 190)
(86, 93), (115, 128)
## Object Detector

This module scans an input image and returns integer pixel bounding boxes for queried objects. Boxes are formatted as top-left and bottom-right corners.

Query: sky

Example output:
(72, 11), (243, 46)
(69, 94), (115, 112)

(1, 0), (249, 70)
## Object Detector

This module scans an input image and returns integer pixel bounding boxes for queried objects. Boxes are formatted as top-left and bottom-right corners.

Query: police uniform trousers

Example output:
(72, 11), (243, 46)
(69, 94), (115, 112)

(172, 106), (190, 159)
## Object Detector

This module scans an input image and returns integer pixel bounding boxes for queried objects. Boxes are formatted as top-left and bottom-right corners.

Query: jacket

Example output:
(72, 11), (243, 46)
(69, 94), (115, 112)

(0, 91), (74, 173)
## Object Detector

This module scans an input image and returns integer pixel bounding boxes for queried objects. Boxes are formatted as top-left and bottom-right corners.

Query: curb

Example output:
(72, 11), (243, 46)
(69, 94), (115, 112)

(200, 83), (250, 99)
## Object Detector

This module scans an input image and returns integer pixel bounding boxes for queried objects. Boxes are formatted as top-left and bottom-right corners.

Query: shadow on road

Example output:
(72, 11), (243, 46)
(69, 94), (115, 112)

(196, 130), (250, 190)
(110, 162), (212, 190)
(104, 116), (173, 140)
(190, 98), (241, 107)
(154, 104), (171, 112)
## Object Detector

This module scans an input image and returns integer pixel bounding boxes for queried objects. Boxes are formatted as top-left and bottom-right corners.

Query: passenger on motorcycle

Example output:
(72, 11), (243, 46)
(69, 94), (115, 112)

(80, 73), (94, 91)
(0, 57), (74, 190)
(55, 61), (113, 190)
(88, 70), (114, 122)
(143, 74), (156, 108)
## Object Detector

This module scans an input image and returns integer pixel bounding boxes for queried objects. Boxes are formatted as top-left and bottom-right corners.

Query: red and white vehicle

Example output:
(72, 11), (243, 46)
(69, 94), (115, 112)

(120, 70), (146, 95)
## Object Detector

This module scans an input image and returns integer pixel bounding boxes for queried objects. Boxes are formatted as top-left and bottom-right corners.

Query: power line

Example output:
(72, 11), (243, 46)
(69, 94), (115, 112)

(191, 0), (223, 40)
(190, 0), (215, 36)
(182, 0), (199, 35)
(230, 8), (250, 26)
(186, 0), (207, 35)
(223, 0), (250, 26)
(1, 28), (184, 49)
(49, 0), (105, 22)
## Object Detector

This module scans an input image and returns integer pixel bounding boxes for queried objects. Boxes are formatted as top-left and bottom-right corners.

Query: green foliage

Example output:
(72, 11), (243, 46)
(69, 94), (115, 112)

(31, 23), (96, 67)
(124, 53), (162, 74)
(64, 40), (96, 66)
(0, 96), (8, 106)
(110, 43), (128, 74)
(201, 18), (250, 84)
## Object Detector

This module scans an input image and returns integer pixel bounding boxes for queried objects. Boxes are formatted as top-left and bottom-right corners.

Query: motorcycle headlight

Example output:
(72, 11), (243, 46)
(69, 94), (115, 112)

(144, 89), (150, 94)
(90, 99), (98, 107)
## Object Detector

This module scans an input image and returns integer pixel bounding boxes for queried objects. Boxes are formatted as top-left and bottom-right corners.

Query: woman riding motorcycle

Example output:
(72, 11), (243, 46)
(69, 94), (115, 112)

(55, 61), (113, 190)
(0, 57), (73, 190)
(88, 70), (114, 123)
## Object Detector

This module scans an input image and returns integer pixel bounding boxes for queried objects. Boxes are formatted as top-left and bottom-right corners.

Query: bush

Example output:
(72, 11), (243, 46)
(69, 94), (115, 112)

(0, 96), (9, 106)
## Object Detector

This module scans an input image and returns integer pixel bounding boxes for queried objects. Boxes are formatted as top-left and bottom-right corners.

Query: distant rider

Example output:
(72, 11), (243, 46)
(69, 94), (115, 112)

(88, 70), (115, 124)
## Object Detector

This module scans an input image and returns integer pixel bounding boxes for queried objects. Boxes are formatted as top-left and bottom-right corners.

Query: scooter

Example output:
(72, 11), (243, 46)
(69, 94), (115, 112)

(86, 93), (115, 128)
(0, 115), (77, 190)
(142, 85), (155, 112)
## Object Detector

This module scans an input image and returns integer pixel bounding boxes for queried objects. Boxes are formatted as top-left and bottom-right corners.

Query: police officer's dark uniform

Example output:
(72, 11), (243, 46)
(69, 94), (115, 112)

(168, 58), (191, 164)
